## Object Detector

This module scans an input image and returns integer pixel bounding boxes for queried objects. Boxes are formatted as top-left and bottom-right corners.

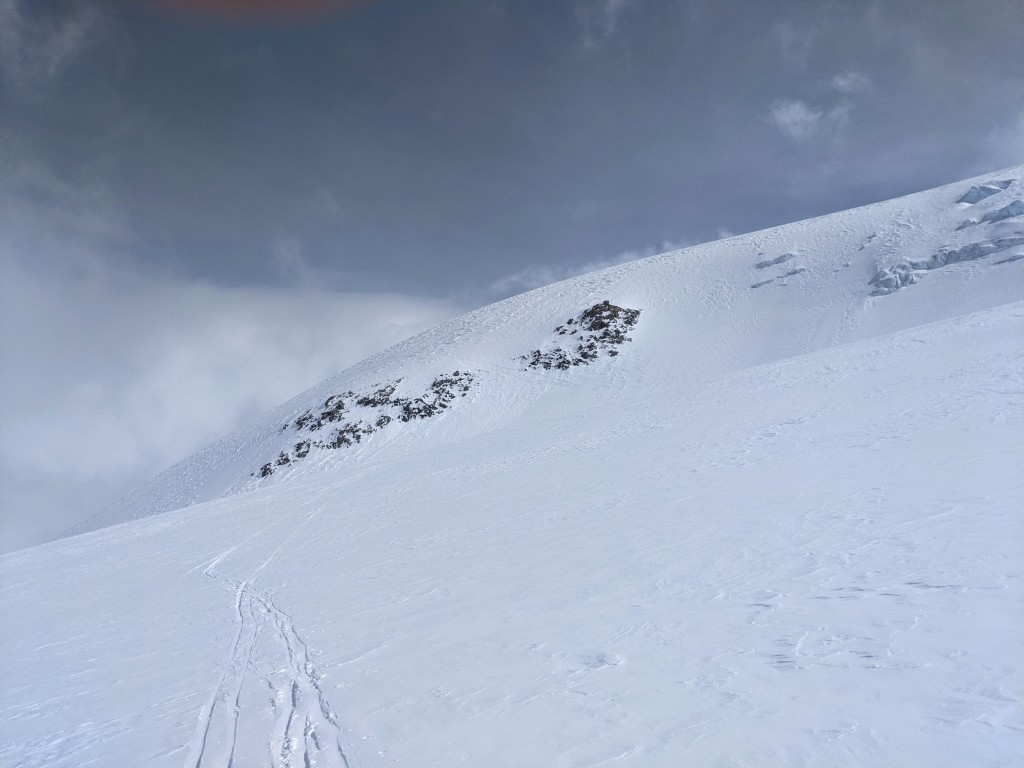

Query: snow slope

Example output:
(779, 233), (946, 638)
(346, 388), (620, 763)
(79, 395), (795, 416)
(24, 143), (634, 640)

(2, 167), (1023, 767)
(73, 166), (1024, 534)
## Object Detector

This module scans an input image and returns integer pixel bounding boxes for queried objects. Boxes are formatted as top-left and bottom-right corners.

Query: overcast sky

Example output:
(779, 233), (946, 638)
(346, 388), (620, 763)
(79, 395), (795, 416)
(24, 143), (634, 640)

(2, 0), (1022, 551)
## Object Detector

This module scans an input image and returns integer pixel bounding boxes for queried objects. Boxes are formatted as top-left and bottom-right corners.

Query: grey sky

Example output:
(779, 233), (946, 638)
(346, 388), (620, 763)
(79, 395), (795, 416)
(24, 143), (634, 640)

(2, 0), (1023, 550)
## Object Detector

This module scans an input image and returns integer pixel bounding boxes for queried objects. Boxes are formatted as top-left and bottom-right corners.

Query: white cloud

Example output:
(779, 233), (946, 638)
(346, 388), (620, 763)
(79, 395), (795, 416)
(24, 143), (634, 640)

(767, 99), (825, 142)
(0, 261), (457, 480)
(830, 71), (872, 94)
(768, 95), (855, 147)
(0, 160), (461, 550)
(768, 69), (873, 147)
(0, 255), (459, 551)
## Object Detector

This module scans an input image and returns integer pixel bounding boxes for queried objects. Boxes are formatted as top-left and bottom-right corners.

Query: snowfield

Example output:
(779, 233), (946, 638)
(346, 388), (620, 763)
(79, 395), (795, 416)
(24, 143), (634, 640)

(2, 167), (1023, 767)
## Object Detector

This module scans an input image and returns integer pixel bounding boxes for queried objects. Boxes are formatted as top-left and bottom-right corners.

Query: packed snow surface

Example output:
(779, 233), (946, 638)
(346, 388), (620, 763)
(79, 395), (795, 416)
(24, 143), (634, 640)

(2, 167), (1023, 767)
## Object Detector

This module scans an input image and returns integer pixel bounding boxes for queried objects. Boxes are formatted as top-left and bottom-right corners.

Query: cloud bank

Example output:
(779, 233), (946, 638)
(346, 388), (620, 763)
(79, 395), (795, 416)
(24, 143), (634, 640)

(0, 163), (459, 552)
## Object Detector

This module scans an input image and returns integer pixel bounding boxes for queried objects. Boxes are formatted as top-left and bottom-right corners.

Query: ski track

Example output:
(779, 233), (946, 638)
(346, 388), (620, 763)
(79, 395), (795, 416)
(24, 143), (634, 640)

(187, 500), (351, 768)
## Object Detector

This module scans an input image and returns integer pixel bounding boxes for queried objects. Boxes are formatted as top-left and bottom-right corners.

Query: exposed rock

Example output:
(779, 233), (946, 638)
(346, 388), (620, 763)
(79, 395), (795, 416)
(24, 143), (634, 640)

(356, 382), (400, 408)
(523, 301), (641, 370)
(257, 371), (475, 477)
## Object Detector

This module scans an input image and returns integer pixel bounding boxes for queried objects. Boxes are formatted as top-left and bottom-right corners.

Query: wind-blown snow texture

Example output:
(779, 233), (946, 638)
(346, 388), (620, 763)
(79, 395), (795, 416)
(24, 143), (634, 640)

(2, 167), (1023, 767)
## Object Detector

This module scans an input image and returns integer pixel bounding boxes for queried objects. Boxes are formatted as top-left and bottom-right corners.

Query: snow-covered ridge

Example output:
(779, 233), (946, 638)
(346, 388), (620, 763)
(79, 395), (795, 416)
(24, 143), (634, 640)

(73, 165), (1024, 534)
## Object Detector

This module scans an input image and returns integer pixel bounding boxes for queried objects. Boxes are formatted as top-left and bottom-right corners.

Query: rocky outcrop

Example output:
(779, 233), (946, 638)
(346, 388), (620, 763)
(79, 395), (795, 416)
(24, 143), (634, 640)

(522, 300), (641, 370)
(257, 371), (475, 477)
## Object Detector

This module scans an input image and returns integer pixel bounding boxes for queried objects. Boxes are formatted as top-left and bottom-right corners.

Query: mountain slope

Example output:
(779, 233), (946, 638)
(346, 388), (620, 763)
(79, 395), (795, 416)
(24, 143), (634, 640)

(75, 166), (1024, 534)
(3, 167), (1023, 768)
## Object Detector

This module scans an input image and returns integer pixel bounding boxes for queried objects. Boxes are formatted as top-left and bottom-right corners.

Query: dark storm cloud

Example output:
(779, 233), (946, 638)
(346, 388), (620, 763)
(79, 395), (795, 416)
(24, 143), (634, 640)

(2, 0), (1022, 549)
(9, 0), (1022, 293)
